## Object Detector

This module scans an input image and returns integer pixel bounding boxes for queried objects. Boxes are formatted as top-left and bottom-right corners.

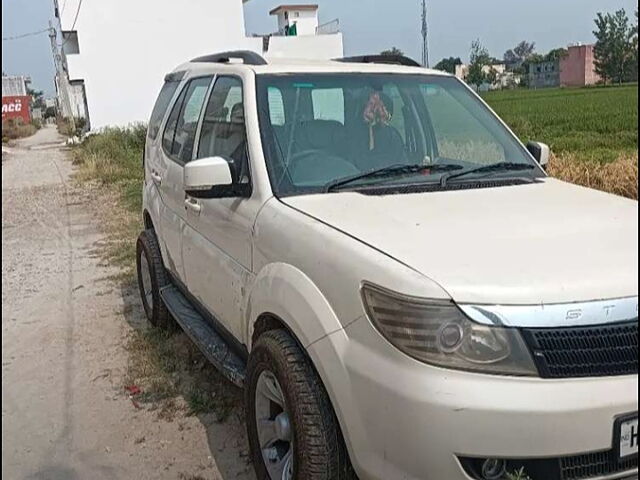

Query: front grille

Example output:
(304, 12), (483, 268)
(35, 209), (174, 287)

(561, 449), (638, 480)
(521, 321), (638, 379)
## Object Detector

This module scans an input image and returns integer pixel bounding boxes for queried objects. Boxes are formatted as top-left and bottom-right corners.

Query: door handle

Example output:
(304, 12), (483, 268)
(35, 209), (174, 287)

(150, 171), (162, 185)
(184, 197), (202, 214)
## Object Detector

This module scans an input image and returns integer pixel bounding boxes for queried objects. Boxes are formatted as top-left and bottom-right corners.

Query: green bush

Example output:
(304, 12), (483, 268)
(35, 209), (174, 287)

(72, 124), (148, 212)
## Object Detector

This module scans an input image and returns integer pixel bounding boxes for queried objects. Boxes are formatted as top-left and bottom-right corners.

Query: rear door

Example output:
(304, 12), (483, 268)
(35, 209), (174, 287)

(156, 75), (213, 281)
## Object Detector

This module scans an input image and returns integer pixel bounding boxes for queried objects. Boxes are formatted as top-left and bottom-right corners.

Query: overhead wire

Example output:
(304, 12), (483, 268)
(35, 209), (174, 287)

(2, 28), (51, 42)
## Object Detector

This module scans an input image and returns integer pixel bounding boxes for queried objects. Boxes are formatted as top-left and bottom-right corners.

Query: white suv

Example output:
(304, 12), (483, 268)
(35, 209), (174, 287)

(137, 51), (638, 480)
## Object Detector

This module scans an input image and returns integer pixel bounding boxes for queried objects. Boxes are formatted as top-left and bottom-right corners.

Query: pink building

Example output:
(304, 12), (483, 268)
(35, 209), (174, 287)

(560, 44), (601, 87)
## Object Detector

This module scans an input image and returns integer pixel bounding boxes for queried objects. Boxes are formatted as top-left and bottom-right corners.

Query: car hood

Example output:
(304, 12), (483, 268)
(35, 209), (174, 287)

(282, 179), (638, 305)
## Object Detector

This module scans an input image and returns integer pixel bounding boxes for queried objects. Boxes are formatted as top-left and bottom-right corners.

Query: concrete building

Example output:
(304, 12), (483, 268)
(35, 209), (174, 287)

(54, 1), (343, 130)
(455, 63), (518, 91)
(528, 60), (560, 89)
(2, 75), (31, 97)
(560, 44), (601, 87)
(270, 4), (319, 36)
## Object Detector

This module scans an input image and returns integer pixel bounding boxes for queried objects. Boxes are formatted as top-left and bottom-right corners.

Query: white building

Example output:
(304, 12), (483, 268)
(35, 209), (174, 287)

(54, 1), (343, 130)
(454, 63), (520, 91)
(270, 4), (320, 36)
(2, 75), (31, 97)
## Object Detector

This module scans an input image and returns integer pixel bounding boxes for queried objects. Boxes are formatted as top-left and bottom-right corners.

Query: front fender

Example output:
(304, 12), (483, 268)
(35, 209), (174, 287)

(244, 262), (345, 349)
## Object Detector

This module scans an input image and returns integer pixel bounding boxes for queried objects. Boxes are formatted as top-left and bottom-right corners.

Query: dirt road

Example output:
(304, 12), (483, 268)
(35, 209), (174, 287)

(2, 126), (254, 480)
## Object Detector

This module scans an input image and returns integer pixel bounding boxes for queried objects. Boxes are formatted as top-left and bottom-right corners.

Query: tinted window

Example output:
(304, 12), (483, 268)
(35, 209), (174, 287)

(148, 80), (180, 139)
(421, 84), (505, 164)
(312, 88), (344, 124)
(170, 76), (212, 162)
(197, 77), (249, 184)
(256, 74), (541, 196)
(162, 85), (188, 154)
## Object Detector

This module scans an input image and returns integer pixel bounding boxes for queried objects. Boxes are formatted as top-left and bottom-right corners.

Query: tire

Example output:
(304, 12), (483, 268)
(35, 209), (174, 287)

(136, 229), (174, 331)
(246, 329), (355, 480)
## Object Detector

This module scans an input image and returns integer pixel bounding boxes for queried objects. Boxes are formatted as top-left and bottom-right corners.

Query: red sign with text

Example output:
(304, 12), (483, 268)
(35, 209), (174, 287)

(2, 96), (31, 123)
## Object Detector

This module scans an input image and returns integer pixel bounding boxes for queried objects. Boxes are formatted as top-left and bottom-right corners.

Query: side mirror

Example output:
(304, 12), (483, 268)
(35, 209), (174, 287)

(184, 156), (232, 194)
(526, 141), (550, 170)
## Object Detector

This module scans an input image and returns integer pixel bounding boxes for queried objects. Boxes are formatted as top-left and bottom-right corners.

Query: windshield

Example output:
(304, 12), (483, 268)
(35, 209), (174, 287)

(256, 73), (543, 196)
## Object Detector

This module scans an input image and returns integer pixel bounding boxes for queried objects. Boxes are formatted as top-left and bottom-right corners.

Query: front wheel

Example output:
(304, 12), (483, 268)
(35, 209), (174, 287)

(246, 329), (355, 480)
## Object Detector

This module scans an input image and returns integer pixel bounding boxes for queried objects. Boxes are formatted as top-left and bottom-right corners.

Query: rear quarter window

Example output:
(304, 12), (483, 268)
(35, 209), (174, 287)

(148, 81), (180, 139)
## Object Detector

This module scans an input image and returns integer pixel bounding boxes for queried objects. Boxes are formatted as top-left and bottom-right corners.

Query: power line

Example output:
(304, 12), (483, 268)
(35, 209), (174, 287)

(2, 28), (51, 42)
(61, 0), (84, 47)
(68, 0), (84, 32)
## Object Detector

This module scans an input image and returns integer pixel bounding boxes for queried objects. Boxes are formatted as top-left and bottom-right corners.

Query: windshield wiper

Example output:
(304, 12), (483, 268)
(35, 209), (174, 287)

(439, 162), (536, 187)
(326, 163), (464, 192)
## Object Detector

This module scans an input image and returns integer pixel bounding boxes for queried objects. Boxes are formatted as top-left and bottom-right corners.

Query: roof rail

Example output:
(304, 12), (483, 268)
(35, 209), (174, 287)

(336, 55), (422, 68)
(191, 50), (268, 66)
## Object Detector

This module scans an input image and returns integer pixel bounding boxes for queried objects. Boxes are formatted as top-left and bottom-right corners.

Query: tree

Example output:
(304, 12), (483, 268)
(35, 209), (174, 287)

(504, 41), (536, 68)
(434, 57), (462, 74)
(485, 67), (499, 88)
(593, 9), (636, 84)
(381, 47), (404, 57)
(545, 48), (569, 62)
(27, 88), (46, 110)
(467, 39), (491, 89)
(629, 9), (639, 81)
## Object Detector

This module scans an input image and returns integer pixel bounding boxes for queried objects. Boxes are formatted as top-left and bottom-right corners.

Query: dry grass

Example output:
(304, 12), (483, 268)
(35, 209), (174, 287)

(72, 126), (243, 422)
(125, 328), (242, 421)
(549, 153), (638, 200)
(2, 118), (38, 143)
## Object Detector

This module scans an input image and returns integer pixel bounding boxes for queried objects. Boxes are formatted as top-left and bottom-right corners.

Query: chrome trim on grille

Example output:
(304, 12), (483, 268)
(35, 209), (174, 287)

(459, 296), (639, 328)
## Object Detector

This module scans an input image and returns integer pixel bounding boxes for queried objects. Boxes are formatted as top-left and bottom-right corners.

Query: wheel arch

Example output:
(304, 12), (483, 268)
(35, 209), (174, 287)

(245, 262), (345, 352)
(143, 209), (154, 230)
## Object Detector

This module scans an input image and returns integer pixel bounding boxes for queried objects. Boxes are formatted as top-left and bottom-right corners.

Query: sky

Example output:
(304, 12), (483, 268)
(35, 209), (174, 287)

(2, 0), (638, 97)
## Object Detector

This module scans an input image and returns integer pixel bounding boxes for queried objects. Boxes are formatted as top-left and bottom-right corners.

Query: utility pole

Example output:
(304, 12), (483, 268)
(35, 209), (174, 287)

(421, 0), (430, 68)
(48, 18), (75, 132)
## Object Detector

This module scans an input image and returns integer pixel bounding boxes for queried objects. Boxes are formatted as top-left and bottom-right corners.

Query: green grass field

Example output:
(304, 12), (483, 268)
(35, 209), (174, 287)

(483, 84), (638, 163)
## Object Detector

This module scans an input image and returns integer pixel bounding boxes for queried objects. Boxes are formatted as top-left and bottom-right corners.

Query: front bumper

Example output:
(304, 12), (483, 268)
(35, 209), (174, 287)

(308, 316), (639, 480)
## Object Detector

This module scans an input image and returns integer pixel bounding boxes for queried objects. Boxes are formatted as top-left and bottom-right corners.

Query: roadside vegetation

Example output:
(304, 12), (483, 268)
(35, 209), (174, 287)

(483, 84), (638, 163)
(71, 125), (243, 422)
(2, 118), (41, 143)
(484, 84), (638, 199)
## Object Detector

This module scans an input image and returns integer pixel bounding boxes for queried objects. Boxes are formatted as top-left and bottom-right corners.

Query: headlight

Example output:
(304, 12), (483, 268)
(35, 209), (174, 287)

(361, 283), (537, 376)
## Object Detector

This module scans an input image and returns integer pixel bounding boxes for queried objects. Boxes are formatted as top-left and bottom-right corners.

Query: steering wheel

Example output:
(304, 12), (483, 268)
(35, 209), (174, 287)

(287, 149), (358, 185)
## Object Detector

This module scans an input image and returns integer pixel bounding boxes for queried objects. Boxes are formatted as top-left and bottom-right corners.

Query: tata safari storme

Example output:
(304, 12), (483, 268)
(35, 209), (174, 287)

(136, 51), (638, 480)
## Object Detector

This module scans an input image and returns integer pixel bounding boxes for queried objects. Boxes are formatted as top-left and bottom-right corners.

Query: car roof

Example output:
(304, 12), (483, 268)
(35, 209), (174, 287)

(172, 57), (451, 78)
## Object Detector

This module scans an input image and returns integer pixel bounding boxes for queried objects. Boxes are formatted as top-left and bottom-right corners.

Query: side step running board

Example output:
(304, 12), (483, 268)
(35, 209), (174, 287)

(160, 285), (246, 387)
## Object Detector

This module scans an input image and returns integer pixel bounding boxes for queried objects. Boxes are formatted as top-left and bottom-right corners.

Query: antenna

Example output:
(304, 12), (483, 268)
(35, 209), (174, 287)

(421, 0), (429, 68)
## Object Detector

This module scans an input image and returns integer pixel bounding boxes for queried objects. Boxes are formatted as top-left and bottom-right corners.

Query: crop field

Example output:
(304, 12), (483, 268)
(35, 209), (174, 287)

(483, 84), (638, 199)
(483, 84), (638, 163)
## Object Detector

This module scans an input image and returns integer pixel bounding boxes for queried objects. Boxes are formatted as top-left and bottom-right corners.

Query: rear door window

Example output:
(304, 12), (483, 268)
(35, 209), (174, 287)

(148, 80), (180, 139)
(162, 86), (188, 154)
(163, 76), (213, 163)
